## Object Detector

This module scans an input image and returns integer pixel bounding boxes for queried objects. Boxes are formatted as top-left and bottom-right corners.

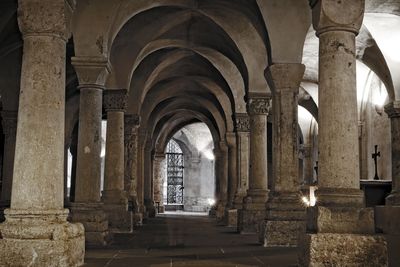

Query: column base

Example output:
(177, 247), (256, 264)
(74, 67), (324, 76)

(216, 201), (227, 225)
(299, 233), (388, 266)
(227, 209), (238, 228)
(233, 192), (246, 209)
(69, 202), (111, 247)
(0, 209), (85, 267)
(375, 205), (400, 266)
(238, 203), (266, 234)
(238, 190), (268, 234)
(103, 203), (132, 233)
(0, 201), (10, 222)
(144, 199), (156, 218)
(385, 191), (400, 206)
(263, 192), (306, 247)
(316, 187), (364, 207)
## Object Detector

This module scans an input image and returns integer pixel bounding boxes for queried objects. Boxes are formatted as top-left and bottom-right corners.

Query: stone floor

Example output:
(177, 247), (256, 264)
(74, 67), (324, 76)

(84, 212), (298, 267)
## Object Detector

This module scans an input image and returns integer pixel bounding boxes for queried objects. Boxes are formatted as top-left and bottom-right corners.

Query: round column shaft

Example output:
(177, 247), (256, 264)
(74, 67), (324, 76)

(102, 89), (128, 204)
(233, 114), (250, 208)
(385, 101), (400, 205)
(247, 95), (270, 202)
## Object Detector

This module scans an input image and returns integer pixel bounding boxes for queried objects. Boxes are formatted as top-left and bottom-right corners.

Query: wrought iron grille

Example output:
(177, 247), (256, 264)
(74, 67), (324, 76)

(166, 140), (184, 204)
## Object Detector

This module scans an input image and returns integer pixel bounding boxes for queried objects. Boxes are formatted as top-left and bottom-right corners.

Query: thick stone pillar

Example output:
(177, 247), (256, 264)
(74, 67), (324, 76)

(233, 113), (250, 209)
(124, 114), (142, 225)
(137, 130), (146, 214)
(215, 142), (228, 222)
(0, 1), (85, 266)
(143, 140), (156, 217)
(299, 1), (387, 265)
(302, 144), (314, 185)
(263, 63), (306, 247)
(374, 101), (400, 266)
(153, 152), (166, 213)
(226, 132), (238, 226)
(226, 132), (238, 208)
(69, 56), (111, 246)
(0, 111), (17, 206)
(385, 101), (400, 205)
(239, 94), (270, 233)
(102, 89), (131, 232)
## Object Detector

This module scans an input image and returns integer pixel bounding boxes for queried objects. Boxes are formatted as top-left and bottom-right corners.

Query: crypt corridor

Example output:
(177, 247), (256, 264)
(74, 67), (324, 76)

(0, 0), (400, 266)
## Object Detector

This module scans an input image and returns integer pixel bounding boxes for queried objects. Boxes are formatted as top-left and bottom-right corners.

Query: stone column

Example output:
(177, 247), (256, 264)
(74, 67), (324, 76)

(144, 140), (156, 217)
(102, 89), (132, 232)
(137, 130), (146, 214)
(226, 132), (239, 226)
(300, 1), (387, 266)
(124, 114), (142, 225)
(233, 113), (250, 209)
(69, 56), (111, 246)
(385, 101), (400, 205)
(153, 152), (166, 213)
(0, 111), (17, 206)
(302, 144), (314, 185)
(263, 63), (306, 247)
(214, 142), (228, 222)
(0, 1), (85, 265)
(239, 94), (270, 233)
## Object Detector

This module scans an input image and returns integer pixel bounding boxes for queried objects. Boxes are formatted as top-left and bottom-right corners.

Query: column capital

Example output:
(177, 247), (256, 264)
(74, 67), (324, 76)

(265, 63), (305, 93)
(385, 101), (400, 118)
(311, 0), (365, 36)
(103, 89), (128, 112)
(247, 94), (271, 115)
(235, 113), (250, 132)
(153, 152), (165, 160)
(71, 56), (111, 88)
(1, 110), (18, 137)
(17, 0), (75, 40)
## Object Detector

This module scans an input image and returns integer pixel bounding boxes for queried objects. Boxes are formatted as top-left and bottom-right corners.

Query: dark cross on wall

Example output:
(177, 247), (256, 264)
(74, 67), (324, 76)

(372, 145), (381, 180)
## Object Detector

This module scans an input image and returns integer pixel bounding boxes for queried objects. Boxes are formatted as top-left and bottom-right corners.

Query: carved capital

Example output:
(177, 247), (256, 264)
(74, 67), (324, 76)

(219, 141), (229, 153)
(385, 101), (400, 118)
(18, 0), (75, 40)
(1, 111), (18, 138)
(103, 89), (128, 112)
(72, 56), (111, 88)
(312, 0), (365, 36)
(265, 63), (305, 93)
(247, 94), (271, 115)
(235, 113), (250, 132)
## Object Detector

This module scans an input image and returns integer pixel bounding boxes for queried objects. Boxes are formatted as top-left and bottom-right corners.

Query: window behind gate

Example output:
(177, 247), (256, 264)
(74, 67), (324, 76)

(166, 139), (184, 204)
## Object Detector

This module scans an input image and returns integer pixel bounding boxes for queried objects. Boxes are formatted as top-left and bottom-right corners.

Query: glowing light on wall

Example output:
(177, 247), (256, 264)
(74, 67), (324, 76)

(207, 198), (215, 206)
(302, 186), (317, 207)
(203, 150), (215, 160)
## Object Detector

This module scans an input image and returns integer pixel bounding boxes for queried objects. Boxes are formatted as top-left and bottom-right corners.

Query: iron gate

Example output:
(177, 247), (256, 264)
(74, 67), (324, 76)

(166, 141), (184, 204)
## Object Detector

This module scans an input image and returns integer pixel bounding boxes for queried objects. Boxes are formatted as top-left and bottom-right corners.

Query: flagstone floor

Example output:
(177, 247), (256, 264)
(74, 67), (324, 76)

(84, 212), (298, 267)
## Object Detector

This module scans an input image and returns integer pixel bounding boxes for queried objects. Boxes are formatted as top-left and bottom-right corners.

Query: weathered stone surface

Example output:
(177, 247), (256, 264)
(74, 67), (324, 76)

(227, 209), (238, 227)
(69, 203), (111, 247)
(0, 210), (84, 267)
(299, 233), (388, 267)
(307, 206), (375, 234)
(238, 203), (265, 234)
(103, 204), (132, 233)
(263, 220), (305, 247)
(384, 101), (400, 205)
